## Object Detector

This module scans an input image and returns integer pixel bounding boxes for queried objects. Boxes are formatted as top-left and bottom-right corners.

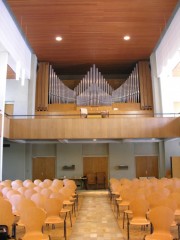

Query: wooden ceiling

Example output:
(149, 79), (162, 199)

(6, 0), (178, 83)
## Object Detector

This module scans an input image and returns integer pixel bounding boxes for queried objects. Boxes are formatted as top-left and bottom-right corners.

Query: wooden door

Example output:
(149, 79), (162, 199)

(135, 156), (158, 178)
(32, 157), (56, 180)
(83, 156), (108, 188)
(171, 156), (180, 177)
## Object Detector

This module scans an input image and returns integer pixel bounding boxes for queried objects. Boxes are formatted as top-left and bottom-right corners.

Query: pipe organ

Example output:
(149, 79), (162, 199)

(75, 64), (113, 106)
(35, 61), (153, 111)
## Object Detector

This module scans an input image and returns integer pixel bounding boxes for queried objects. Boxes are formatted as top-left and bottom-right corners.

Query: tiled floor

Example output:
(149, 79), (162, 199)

(69, 190), (124, 240)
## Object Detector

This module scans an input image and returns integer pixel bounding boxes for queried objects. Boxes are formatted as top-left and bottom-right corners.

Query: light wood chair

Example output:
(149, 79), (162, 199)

(44, 198), (66, 240)
(0, 197), (16, 238)
(31, 193), (46, 210)
(86, 173), (97, 190)
(20, 206), (49, 240)
(145, 206), (174, 240)
(127, 199), (151, 240)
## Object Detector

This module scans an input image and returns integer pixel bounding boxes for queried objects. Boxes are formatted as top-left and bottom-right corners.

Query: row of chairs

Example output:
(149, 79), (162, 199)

(109, 177), (180, 240)
(0, 178), (78, 240)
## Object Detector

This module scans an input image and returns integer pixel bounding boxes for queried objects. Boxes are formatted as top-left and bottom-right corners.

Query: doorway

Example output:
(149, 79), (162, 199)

(83, 156), (108, 188)
(32, 157), (56, 180)
(135, 156), (159, 178)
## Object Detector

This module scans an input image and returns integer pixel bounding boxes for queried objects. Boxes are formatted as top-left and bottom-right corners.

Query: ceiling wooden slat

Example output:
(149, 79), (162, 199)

(6, 0), (178, 87)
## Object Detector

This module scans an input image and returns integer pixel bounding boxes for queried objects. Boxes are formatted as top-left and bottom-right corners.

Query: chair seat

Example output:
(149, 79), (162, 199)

(130, 218), (150, 225)
(45, 216), (64, 224)
(145, 232), (173, 240)
(22, 232), (49, 240)
(175, 209), (180, 216)
(63, 200), (74, 205)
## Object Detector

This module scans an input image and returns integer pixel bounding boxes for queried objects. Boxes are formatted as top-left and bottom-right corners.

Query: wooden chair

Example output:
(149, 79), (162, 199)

(44, 198), (66, 240)
(96, 172), (106, 189)
(145, 206), (174, 240)
(86, 173), (97, 190)
(127, 199), (151, 240)
(0, 197), (15, 238)
(20, 206), (49, 240)
(31, 193), (46, 209)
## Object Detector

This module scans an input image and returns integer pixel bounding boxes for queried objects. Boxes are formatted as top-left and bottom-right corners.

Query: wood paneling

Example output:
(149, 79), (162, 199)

(3, 116), (10, 138)
(7, 0), (178, 75)
(135, 156), (159, 178)
(35, 62), (49, 111)
(171, 156), (180, 178)
(32, 157), (56, 180)
(138, 61), (153, 110)
(5, 104), (14, 115)
(8, 117), (180, 139)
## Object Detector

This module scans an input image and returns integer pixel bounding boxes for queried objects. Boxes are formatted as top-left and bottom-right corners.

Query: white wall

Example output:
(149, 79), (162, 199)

(3, 141), (179, 181)
(6, 79), (28, 115)
(3, 142), (26, 180)
(57, 143), (83, 179)
(164, 138), (180, 171)
(109, 143), (135, 179)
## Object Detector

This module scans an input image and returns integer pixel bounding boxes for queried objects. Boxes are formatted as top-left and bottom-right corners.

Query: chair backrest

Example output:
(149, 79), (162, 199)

(96, 172), (105, 184)
(9, 194), (25, 213)
(24, 188), (37, 199)
(6, 189), (20, 200)
(86, 173), (96, 184)
(43, 179), (52, 187)
(17, 198), (36, 215)
(130, 199), (149, 218)
(31, 193), (46, 209)
(52, 179), (64, 189)
(50, 192), (63, 200)
(11, 180), (23, 189)
(21, 206), (46, 232)
(33, 179), (42, 186)
(44, 198), (63, 217)
(149, 206), (174, 233)
(170, 192), (180, 209)
(40, 188), (52, 198)
(0, 198), (15, 232)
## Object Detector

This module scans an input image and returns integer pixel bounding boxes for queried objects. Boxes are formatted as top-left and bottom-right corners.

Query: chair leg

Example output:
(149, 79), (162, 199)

(122, 211), (125, 229)
(64, 219), (67, 240)
(127, 220), (130, 240)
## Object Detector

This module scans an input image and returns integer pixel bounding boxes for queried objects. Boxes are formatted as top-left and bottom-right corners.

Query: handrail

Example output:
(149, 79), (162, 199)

(4, 112), (180, 119)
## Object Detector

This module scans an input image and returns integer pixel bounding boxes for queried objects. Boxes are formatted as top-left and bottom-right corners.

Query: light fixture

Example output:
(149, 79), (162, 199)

(55, 36), (62, 41)
(123, 35), (130, 41)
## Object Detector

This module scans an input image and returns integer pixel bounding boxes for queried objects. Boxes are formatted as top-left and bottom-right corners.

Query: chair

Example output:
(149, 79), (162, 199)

(34, 179), (42, 186)
(50, 192), (72, 227)
(127, 199), (151, 240)
(31, 193), (46, 210)
(145, 206), (174, 240)
(86, 173), (97, 190)
(44, 198), (66, 240)
(20, 206), (50, 240)
(0, 197), (15, 238)
(96, 172), (106, 189)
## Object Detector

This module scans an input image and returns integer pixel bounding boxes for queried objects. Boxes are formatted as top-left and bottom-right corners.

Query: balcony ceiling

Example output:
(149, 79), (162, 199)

(6, 0), (178, 87)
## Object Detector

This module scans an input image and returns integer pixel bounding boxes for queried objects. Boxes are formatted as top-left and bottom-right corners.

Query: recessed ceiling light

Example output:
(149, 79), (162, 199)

(123, 35), (130, 41)
(55, 36), (62, 41)
(93, 139), (97, 142)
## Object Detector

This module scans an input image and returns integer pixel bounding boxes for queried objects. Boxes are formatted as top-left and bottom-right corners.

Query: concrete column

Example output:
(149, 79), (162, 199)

(27, 54), (37, 115)
(150, 52), (163, 114)
(0, 51), (8, 180)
